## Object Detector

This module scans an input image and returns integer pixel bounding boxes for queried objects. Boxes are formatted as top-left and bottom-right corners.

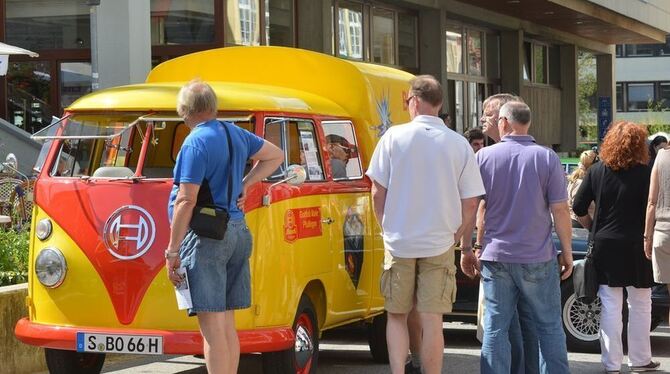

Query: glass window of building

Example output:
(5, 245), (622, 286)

(615, 45), (623, 57)
(660, 83), (670, 109)
(446, 28), (463, 74)
(616, 83), (623, 112)
(398, 13), (417, 69)
(533, 44), (547, 84)
(661, 35), (670, 56)
(226, 0), (260, 45)
(265, 0), (294, 46)
(5, 0), (90, 50)
(337, 2), (364, 60)
(151, 0), (215, 45)
(627, 83), (654, 111)
(7, 62), (55, 134)
(467, 30), (482, 76)
(523, 42), (532, 81)
(624, 44), (654, 57)
(60, 62), (93, 109)
(372, 8), (396, 65)
(486, 33), (500, 79)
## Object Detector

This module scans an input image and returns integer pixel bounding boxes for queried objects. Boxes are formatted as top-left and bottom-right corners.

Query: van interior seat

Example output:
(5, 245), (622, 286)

(141, 167), (173, 179)
(92, 166), (135, 178)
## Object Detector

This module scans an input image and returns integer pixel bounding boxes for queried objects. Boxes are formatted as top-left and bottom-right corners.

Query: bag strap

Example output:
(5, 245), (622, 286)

(588, 164), (606, 245)
(194, 122), (234, 209)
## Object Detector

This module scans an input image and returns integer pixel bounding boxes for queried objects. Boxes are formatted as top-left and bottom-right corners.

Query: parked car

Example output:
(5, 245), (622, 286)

(448, 228), (669, 353)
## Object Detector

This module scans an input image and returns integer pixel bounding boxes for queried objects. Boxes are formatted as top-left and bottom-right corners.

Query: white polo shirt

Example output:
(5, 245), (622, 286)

(366, 115), (485, 258)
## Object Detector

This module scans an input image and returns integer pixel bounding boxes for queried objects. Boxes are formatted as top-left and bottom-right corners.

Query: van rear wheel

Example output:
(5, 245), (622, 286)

(367, 312), (389, 363)
(44, 348), (105, 374)
(262, 295), (319, 373)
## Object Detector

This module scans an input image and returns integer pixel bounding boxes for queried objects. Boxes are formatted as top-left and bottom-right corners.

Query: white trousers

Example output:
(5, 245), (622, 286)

(598, 285), (652, 370)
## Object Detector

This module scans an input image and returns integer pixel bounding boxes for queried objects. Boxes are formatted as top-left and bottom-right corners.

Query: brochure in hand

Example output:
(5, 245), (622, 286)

(174, 267), (192, 310)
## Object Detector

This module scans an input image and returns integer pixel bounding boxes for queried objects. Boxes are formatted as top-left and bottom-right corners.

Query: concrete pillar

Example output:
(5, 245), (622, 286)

(560, 44), (578, 151)
(500, 30), (523, 96)
(297, 0), (332, 54)
(596, 52), (616, 114)
(418, 8), (446, 106)
(95, 0), (151, 89)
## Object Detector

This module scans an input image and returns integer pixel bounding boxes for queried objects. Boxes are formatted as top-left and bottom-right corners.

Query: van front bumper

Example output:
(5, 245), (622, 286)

(14, 318), (294, 354)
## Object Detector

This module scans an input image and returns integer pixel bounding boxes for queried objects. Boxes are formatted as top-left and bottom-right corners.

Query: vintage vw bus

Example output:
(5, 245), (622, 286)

(15, 46), (413, 373)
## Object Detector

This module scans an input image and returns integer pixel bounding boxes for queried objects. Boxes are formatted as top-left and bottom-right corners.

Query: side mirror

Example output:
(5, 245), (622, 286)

(263, 164), (306, 206)
(5, 153), (18, 171)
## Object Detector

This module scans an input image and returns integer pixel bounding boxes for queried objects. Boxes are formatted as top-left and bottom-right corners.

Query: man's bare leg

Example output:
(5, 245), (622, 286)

(419, 312), (444, 374)
(407, 307), (422, 367)
(386, 312), (410, 374)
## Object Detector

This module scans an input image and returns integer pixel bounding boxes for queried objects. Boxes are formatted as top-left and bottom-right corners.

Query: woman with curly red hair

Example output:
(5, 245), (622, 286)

(573, 121), (658, 373)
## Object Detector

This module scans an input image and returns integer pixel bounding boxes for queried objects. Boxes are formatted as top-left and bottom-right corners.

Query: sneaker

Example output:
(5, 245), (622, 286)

(630, 361), (661, 372)
(404, 361), (421, 374)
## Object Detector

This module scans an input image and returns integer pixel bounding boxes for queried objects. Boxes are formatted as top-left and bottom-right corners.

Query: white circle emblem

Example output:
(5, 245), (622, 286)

(103, 205), (156, 260)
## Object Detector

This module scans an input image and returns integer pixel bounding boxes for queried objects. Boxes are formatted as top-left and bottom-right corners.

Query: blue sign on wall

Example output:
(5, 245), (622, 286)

(597, 96), (612, 142)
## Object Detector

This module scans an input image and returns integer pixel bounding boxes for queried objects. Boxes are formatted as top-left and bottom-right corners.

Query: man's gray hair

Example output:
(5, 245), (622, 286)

(483, 93), (524, 112)
(177, 80), (218, 119)
(499, 102), (531, 125)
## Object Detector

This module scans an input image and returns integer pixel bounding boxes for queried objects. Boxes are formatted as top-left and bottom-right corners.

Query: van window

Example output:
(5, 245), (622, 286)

(322, 121), (363, 180)
(264, 117), (324, 181)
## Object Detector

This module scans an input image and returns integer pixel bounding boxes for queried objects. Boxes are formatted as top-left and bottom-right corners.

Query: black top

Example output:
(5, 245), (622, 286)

(573, 162), (653, 287)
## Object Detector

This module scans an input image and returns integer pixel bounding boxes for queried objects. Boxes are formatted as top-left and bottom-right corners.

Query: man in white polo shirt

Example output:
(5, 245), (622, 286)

(367, 75), (485, 374)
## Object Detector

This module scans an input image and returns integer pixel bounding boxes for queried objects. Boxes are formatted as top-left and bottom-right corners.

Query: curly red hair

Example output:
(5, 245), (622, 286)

(599, 121), (649, 171)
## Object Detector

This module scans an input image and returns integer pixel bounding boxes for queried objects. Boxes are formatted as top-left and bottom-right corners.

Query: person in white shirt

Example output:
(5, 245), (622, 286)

(366, 74), (485, 374)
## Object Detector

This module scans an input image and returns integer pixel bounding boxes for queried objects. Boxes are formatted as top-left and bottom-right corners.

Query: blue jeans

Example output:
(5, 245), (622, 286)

(480, 258), (569, 374)
(509, 306), (543, 374)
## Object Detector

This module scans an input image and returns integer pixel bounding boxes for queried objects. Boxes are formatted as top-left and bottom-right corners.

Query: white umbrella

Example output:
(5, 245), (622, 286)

(0, 42), (39, 57)
(0, 42), (38, 76)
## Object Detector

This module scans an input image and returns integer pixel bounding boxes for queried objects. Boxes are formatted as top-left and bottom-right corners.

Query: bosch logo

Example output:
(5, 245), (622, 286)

(103, 205), (156, 260)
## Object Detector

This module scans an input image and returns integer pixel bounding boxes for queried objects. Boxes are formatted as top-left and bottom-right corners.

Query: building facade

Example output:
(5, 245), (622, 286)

(1, 0), (668, 151)
(615, 34), (670, 127)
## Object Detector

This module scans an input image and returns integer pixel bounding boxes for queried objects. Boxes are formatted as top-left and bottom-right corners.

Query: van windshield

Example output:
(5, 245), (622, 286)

(41, 113), (255, 179)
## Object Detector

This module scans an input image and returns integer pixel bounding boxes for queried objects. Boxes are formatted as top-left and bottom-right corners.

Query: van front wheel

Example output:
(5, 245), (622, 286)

(44, 348), (105, 374)
(262, 295), (319, 374)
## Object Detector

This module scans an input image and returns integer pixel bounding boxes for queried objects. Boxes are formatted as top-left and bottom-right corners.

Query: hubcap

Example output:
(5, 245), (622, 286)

(562, 293), (601, 341)
(294, 316), (314, 370)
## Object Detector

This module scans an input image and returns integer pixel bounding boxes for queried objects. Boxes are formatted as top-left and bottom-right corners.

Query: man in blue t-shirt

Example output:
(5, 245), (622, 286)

(165, 80), (283, 374)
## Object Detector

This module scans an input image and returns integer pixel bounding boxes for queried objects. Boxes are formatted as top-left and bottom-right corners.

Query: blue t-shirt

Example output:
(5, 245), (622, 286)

(476, 135), (567, 264)
(168, 120), (264, 221)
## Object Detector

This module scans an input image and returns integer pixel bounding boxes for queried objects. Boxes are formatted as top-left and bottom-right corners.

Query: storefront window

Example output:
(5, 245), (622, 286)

(625, 44), (654, 57)
(338, 2), (363, 60)
(7, 61), (55, 134)
(398, 13), (417, 69)
(660, 83), (670, 110)
(467, 30), (482, 76)
(5, 0), (90, 50)
(226, 0), (260, 45)
(523, 42), (532, 81)
(151, 0), (215, 45)
(454, 80), (464, 133)
(468, 82), (484, 131)
(616, 83), (623, 112)
(446, 29), (463, 74)
(265, 0), (294, 46)
(372, 8), (395, 65)
(60, 62), (93, 109)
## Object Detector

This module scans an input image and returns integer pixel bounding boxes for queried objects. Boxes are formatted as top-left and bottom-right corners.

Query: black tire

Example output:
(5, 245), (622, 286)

(367, 312), (389, 363)
(262, 295), (319, 374)
(44, 348), (105, 374)
(560, 280), (601, 353)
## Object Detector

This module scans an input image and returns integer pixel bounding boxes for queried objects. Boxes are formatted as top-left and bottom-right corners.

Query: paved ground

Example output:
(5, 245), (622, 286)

(40, 322), (670, 373)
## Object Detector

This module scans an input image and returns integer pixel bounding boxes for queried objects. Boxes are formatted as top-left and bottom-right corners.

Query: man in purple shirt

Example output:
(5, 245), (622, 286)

(470, 101), (574, 373)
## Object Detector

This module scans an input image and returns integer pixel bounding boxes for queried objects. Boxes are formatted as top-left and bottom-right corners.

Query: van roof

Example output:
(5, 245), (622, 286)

(67, 81), (349, 117)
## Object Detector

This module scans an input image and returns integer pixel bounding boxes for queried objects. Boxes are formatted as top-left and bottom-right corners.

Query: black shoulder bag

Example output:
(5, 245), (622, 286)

(188, 123), (234, 240)
(573, 165), (605, 302)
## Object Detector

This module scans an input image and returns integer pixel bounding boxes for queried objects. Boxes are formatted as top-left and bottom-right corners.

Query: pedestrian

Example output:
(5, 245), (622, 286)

(468, 93), (542, 374)
(567, 150), (597, 228)
(645, 140), (670, 330)
(367, 75), (484, 374)
(648, 135), (667, 168)
(439, 112), (453, 130)
(165, 80), (283, 374)
(472, 101), (573, 374)
(464, 127), (485, 153)
(574, 121), (659, 373)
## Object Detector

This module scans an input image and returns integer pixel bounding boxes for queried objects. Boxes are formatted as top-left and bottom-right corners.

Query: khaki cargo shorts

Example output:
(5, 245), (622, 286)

(380, 247), (457, 314)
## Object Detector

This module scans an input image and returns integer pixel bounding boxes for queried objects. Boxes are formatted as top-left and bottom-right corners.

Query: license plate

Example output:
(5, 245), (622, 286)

(76, 332), (163, 355)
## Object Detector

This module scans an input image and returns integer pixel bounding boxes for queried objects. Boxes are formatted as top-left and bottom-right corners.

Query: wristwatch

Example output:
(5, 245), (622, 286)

(164, 250), (179, 259)
(473, 243), (483, 250)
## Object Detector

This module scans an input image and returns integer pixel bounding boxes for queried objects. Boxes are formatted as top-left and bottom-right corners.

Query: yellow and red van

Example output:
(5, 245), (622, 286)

(15, 46), (413, 373)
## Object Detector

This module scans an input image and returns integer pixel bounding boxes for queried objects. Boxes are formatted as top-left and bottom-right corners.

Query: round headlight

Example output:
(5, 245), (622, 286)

(35, 248), (67, 288)
(35, 219), (52, 240)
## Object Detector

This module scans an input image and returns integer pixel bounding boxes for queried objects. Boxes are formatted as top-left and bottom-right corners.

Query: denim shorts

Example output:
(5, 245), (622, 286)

(179, 218), (252, 316)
